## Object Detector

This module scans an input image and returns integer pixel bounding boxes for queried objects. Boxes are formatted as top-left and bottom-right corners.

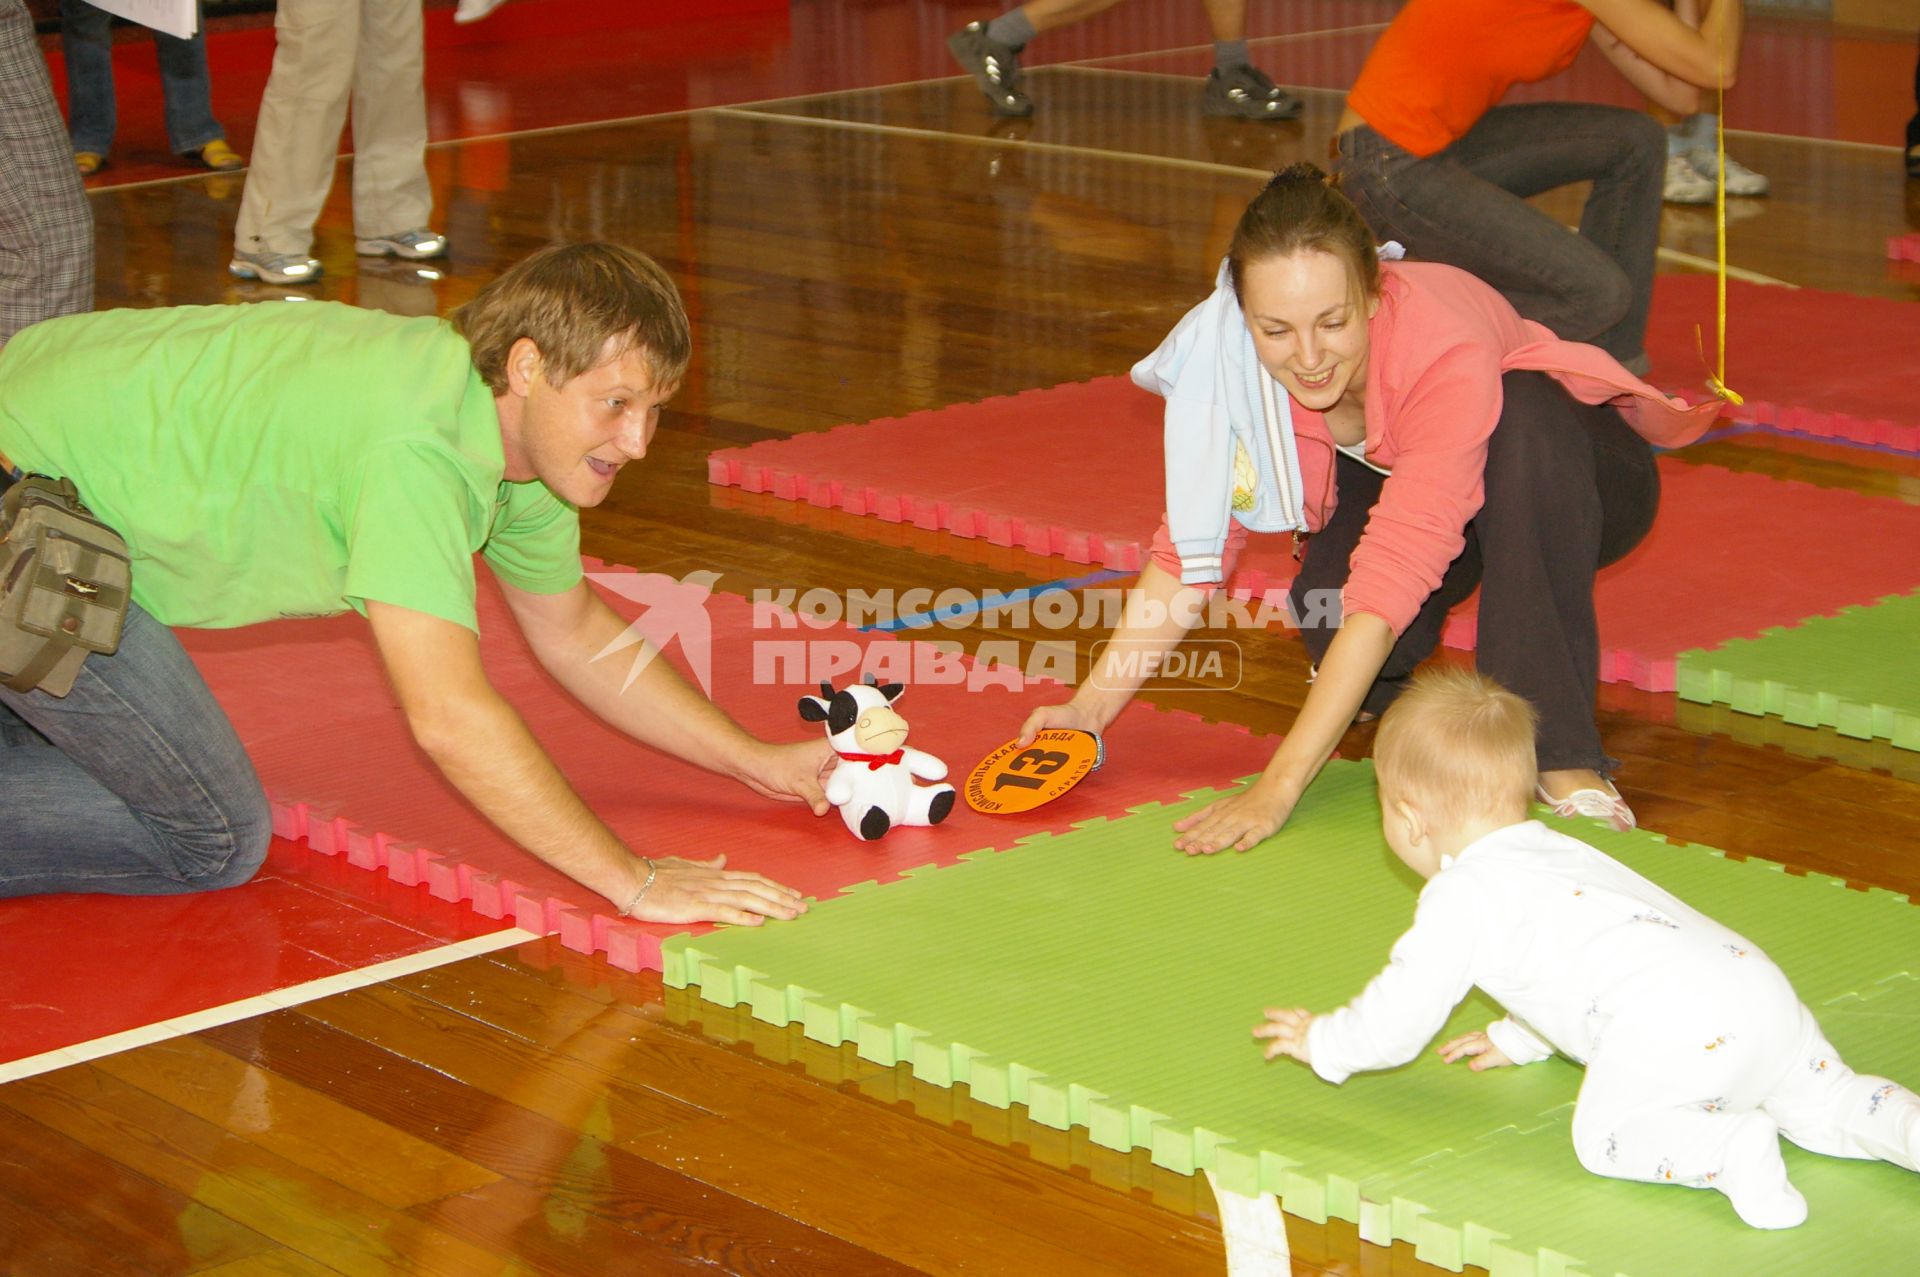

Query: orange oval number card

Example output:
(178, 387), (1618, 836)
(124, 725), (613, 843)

(964, 729), (1100, 815)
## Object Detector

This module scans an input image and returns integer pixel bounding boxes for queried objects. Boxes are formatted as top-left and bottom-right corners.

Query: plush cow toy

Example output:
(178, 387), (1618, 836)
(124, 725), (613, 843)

(800, 676), (955, 841)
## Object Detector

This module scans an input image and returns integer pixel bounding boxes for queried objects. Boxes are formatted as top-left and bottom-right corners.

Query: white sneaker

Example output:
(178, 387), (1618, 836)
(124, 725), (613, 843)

(454, 0), (509, 23)
(355, 229), (448, 260)
(1684, 148), (1770, 197)
(1663, 153), (1717, 205)
(229, 251), (323, 285)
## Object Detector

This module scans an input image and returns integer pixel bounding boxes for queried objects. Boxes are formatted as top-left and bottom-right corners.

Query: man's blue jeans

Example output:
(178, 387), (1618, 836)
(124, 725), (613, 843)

(58, 0), (223, 155)
(1335, 104), (1665, 370)
(0, 601), (270, 896)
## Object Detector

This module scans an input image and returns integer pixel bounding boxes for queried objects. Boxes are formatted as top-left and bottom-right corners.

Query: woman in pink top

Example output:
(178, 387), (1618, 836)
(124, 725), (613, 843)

(1020, 167), (1716, 849)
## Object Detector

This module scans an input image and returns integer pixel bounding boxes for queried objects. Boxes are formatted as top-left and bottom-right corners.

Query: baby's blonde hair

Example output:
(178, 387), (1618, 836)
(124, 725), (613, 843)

(1373, 668), (1538, 829)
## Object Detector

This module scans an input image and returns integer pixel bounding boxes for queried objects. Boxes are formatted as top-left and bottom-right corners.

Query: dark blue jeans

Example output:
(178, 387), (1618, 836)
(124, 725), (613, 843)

(0, 601), (270, 896)
(1336, 104), (1665, 370)
(58, 0), (223, 155)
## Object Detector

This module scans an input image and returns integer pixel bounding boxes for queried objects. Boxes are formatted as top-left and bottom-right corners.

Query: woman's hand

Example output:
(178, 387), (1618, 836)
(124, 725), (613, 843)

(1172, 779), (1297, 854)
(1015, 698), (1103, 748)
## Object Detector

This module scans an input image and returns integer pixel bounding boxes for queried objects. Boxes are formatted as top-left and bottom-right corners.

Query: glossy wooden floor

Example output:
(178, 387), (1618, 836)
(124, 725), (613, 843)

(9, 4), (1920, 1272)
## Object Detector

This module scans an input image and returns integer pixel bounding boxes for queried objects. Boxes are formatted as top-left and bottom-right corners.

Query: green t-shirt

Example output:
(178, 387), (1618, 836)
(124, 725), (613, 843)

(0, 302), (582, 631)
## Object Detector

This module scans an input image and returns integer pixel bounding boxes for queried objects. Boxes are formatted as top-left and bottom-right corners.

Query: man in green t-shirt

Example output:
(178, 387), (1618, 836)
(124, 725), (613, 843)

(0, 243), (824, 925)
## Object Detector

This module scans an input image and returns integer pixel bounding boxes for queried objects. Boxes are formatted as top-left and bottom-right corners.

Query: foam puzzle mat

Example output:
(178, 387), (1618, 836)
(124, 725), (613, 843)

(667, 762), (1920, 1277)
(1645, 275), (1920, 452)
(179, 563), (1277, 971)
(708, 380), (1920, 691)
(1677, 591), (1920, 751)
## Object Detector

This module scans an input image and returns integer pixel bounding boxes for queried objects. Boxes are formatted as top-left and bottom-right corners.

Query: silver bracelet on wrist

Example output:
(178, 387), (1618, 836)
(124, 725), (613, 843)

(618, 855), (658, 918)
(1090, 730), (1106, 771)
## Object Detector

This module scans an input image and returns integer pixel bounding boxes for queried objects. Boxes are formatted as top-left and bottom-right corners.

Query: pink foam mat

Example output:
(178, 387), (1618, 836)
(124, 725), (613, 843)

(1889, 233), (1920, 264)
(179, 566), (1278, 972)
(1646, 275), (1920, 451)
(708, 380), (1920, 692)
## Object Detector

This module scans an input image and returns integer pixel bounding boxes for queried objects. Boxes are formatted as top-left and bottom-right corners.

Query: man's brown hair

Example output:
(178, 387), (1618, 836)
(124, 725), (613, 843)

(453, 242), (690, 394)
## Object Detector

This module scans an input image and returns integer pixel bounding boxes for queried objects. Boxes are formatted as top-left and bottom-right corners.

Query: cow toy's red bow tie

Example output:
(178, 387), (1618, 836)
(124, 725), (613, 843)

(837, 749), (904, 771)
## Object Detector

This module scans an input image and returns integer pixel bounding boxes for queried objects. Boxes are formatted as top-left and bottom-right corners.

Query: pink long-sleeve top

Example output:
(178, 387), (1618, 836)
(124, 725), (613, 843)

(1150, 261), (1723, 635)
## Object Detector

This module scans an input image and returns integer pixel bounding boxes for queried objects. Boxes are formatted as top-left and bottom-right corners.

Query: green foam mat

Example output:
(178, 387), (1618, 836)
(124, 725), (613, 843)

(665, 763), (1920, 1277)
(1676, 591), (1920, 751)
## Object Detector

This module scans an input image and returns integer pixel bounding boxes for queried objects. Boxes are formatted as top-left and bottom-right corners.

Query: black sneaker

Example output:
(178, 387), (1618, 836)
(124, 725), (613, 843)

(948, 21), (1033, 118)
(1202, 65), (1304, 121)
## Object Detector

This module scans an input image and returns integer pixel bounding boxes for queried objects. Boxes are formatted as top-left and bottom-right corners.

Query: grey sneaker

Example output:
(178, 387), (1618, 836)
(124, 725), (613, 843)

(228, 251), (323, 285)
(1683, 147), (1769, 197)
(1662, 152), (1717, 205)
(356, 228), (449, 260)
(948, 22), (1032, 118)
(1202, 65), (1303, 121)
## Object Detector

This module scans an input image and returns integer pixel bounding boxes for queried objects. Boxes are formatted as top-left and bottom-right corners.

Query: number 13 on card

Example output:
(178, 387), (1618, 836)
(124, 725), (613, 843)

(964, 729), (1101, 814)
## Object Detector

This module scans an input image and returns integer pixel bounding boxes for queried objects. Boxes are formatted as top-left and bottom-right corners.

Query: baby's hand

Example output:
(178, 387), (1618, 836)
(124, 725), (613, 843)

(1437, 1031), (1513, 1071)
(1253, 1007), (1315, 1064)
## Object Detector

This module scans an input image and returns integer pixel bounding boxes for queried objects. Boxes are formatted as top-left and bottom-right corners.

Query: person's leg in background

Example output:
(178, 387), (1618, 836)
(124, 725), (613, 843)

(1906, 30), (1919, 178)
(0, 603), (271, 898)
(154, 2), (243, 170)
(1198, 0), (1302, 119)
(347, 0), (443, 262)
(950, 0), (1300, 119)
(1337, 105), (1662, 371)
(0, 0), (93, 341)
(55, 0), (116, 174)
(1659, 0), (1768, 203)
(230, 0), (361, 284)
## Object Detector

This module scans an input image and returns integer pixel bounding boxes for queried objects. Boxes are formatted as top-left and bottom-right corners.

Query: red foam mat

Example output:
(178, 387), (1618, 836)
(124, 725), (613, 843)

(708, 379), (1920, 692)
(0, 837), (512, 1066)
(1646, 275), (1920, 451)
(179, 566), (1278, 972)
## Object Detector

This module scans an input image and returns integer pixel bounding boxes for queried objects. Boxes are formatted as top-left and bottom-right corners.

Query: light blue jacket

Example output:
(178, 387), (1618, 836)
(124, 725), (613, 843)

(1129, 260), (1307, 586)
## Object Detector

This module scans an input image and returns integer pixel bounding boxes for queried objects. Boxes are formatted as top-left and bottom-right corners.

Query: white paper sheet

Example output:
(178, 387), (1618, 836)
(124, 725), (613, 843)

(84, 0), (197, 41)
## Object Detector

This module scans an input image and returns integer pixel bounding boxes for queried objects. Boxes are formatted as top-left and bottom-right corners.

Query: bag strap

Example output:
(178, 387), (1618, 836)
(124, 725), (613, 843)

(4, 635), (73, 694)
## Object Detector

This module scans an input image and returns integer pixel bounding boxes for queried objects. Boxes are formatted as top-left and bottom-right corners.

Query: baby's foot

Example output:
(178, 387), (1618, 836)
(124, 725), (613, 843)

(1716, 1114), (1807, 1229)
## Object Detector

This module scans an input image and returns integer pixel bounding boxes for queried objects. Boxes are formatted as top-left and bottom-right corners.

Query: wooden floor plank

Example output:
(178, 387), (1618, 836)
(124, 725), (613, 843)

(0, 1111), (279, 1275)
(0, 1067), (517, 1277)
(193, 1013), (910, 1276)
(90, 1037), (500, 1210)
(0, 1188), (161, 1277)
(368, 954), (1228, 1275)
(187, 1253), (353, 1277)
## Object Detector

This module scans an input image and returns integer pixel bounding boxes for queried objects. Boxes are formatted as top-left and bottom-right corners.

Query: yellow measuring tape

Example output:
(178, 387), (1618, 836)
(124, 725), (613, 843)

(1693, 79), (1743, 405)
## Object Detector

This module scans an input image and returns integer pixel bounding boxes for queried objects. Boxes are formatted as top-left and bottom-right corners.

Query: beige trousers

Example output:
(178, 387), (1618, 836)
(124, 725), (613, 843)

(233, 0), (431, 256)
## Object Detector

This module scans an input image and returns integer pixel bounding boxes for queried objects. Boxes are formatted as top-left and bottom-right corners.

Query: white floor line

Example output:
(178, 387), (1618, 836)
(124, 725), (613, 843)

(0, 927), (538, 1088)
(1656, 246), (1794, 287)
(1055, 63), (1346, 95)
(1064, 21), (1390, 66)
(710, 106), (1272, 181)
(1724, 127), (1902, 155)
(714, 106), (1803, 286)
